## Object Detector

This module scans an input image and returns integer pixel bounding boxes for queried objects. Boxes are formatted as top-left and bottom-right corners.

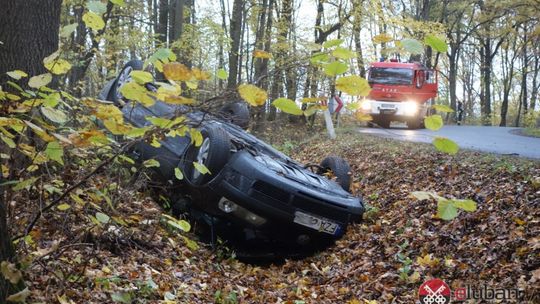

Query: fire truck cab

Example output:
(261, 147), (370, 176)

(361, 60), (438, 129)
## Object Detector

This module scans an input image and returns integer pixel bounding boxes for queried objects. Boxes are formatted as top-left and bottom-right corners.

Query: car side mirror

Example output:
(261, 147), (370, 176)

(416, 70), (425, 88)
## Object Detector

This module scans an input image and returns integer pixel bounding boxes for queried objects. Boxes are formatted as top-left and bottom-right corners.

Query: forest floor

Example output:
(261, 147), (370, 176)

(17, 125), (540, 303)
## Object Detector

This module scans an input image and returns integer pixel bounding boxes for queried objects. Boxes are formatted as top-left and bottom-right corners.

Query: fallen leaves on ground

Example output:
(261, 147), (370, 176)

(12, 128), (540, 303)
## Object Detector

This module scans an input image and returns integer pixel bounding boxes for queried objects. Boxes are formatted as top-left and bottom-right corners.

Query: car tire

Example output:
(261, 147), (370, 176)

(107, 60), (145, 105)
(407, 118), (422, 129)
(219, 102), (250, 129)
(184, 124), (231, 186)
(378, 118), (391, 128)
(318, 156), (352, 192)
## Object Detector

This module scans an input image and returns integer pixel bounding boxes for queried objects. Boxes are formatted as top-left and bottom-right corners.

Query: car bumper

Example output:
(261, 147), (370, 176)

(361, 100), (427, 119)
(208, 151), (364, 239)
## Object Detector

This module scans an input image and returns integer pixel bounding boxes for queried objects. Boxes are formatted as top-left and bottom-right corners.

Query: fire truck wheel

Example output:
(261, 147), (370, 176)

(407, 119), (423, 129)
(378, 119), (391, 128)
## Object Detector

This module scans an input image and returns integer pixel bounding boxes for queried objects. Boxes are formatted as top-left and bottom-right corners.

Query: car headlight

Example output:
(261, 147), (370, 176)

(403, 101), (418, 115)
(361, 100), (372, 111)
(218, 198), (267, 226)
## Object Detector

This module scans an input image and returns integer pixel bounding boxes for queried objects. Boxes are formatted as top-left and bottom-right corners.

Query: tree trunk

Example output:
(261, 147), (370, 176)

(352, 0), (366, 77)
(157, 0), (169, 45)
(0, 0), (62, 87)
(227, 0), (244, 89)
(0, 2), (62, 300)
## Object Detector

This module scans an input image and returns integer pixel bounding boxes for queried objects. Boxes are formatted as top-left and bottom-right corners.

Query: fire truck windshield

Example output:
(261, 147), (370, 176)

(369, 68), (414, 85)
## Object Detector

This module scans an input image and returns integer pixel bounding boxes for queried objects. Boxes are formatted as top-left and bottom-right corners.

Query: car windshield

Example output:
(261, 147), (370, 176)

(369, 67), (414, 85)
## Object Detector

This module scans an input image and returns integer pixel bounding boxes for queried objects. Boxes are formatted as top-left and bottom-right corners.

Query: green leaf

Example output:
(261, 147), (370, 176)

(6, 70), (27, 80)
(411, 191), (435, 200)
(332, 47), (356, 59)
(433, 137), (459, 155)
(1, 135), (16, 148)
(216, 69), (228, 80)
(110, 0), (126, 6)
(95, 212), (110, 224)
(400, 38), (424, 55)
(130, 70), (153, 84)
(41, 106), (67, 124)
(335, 75), (371, 96)
(28, 73), (52, 88)
(44, 58), (72, 75)
(452, 199), (477, 212)
(57, 203), (71, 211)
(424, 35), (448, 53)
(82, 12), (105, 31)
(324, 61), (348, 77)
(432, 104), (454, 113)
(111, 292), (132, 304)
(143, 159), (160, 168)
(193, 162), (210, 175)
(181, 235), (199, 250)
(424, 114), (443, 131)
(45, 141), (64, 165)
(87, 1), (107, 14)
(12, 177), (38, 191)
(272, 98), (303, 115)
(167, 219), (191, 232)
(174, 168), (184, 180)
(310, 52), (329, 65)
(60, 23), (78, 38)
(323, 39), (343, 48)
(437, 199), (458, 220)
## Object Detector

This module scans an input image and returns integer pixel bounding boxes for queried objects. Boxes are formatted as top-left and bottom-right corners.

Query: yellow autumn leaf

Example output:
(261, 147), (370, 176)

(6, 70), (28, 80)
(192, 68), (210, 80)
(93, 104), (124, 123)
(238, 84), (267, 106)
(336, 75), (371, 96)
(82, 12), (105, 31)
(28, 73), (52, 89)
(372, 33), (393, 44)
(253, 49), (272, 59)
(163, 62), (192, 81)
(44, 59), (72, 75)
(185, 79), (198, 89)
(163, 95), (195, 105)
(103, 119), (132, 135)
(130, 70), (154, 84)
(119, 82), (155, 106)
(416, 254), (440, 268)
(23, 120), (55, 142)
(272, 98), (303, 115)
(355, 112), (373, 122)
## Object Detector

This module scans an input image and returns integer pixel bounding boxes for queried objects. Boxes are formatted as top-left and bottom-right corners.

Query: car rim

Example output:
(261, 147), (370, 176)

(116, 66), (132, 100)
(192, 137), (210, 180)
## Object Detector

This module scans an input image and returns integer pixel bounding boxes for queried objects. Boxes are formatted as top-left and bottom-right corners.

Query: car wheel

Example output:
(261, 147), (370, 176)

(318, 156), (352, 192)
(219, 102), (250, 129)
(184, 124), (231, 186)
(378, 118), (391, 128)
(407, 118), (422, 129)
(107, 60), (145, 105)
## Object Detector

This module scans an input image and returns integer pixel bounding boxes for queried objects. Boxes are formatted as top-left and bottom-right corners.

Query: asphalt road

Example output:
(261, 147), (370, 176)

(358, 125), (540, 159)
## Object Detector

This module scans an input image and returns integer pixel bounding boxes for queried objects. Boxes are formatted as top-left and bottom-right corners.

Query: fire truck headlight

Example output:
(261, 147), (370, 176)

(361, 100), (372, 111)
(403, 101), (418, 115)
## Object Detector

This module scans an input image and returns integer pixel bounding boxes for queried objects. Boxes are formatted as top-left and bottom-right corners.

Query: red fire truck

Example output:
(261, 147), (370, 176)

(360, 60), (438, 129)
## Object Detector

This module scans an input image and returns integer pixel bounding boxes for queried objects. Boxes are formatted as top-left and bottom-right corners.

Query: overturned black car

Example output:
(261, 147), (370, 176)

(99, 60), (364, 257)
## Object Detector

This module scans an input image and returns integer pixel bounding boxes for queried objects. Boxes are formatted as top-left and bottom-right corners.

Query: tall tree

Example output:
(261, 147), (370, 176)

(0, 1), (62, 300)
(227, 0), (245, 89)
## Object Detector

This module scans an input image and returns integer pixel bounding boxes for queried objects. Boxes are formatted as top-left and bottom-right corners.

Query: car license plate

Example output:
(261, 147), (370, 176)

(380, 103), (396, 109)
(294, 211), (339, 235)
